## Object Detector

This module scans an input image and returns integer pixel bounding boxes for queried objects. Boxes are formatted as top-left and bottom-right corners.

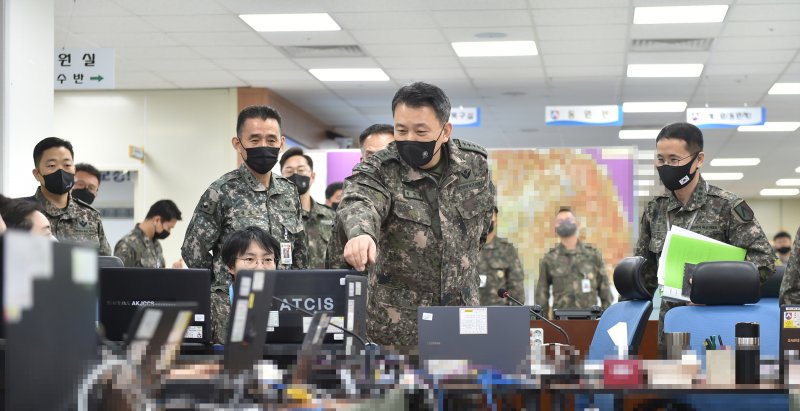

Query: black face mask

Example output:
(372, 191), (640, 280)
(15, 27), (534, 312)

(657, 153), (699, 191)
(287, 174), (311, 195)
(395, 124), (446, 169)
(776, 247), (791, 255)
(239, 140), (280, 174)
(330, 202), (339, 211)
(42, 169), (75, 195)
(154, 220), (170, 240)
(71, 188), (96, 205)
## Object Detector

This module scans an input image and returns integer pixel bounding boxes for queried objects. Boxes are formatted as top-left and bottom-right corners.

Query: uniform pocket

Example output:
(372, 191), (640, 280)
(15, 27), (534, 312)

(391, 199), (432, 227)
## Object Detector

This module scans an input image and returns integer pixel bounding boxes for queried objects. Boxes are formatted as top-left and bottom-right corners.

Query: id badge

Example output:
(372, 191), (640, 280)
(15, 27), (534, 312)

(479, 275), (487, 288)
(280, 242), (293, 265)
(581, 278), (592, 293)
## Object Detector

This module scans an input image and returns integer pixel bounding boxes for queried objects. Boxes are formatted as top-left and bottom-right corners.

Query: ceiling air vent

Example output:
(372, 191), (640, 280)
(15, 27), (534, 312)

(281, 45), (366, 58)
(630, 38), (714, 52)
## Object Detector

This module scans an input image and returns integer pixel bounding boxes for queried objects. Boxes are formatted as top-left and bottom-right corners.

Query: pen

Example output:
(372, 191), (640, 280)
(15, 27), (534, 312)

(710, 335), (717, 350)
(717, 334), (724, 349)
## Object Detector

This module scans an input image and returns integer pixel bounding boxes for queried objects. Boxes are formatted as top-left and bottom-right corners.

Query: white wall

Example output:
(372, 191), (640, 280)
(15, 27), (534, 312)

(745, 198), (800, 241)
(54, 88), (238, 264)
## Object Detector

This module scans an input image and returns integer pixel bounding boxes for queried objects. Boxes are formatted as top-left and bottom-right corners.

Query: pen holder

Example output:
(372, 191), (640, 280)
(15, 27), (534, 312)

(705, 349), (735, 385)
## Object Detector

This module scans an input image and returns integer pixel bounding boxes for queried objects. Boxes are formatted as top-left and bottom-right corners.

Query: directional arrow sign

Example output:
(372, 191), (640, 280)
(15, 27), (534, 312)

(54, 48), (115, 90)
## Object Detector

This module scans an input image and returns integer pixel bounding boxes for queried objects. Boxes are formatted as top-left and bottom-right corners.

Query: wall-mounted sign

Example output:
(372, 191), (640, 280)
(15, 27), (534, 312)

(54, 48), (115, 90)
(545, 105), (623, 126)
(129, 145), (144, 163)
(450, 107), (480, 127)
(686, 107), (765, 128)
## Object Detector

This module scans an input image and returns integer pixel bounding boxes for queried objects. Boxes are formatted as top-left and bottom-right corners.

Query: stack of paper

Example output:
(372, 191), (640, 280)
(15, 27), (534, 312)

(657, 226), (746, 302)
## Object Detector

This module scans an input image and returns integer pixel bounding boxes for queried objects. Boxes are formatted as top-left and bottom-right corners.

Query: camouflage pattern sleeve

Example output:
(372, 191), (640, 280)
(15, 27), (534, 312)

(535, 257), (551, 317)
(479, 179), (497, 248)
(634, 203), (659, 296)
(595, 248), (613, 309)
(325, 218), (349, 269)
(114, 237), (140, 268)
(779, 225), (800, 305)
(209, 290), (230, 345)
(337, 159), (391, 242)
(727, 199), (775, 284)
(97, 219), (112, 256)
(290, 194), (308, 270)
(181, 187), (221, 270)
(507, 243), (526, 303)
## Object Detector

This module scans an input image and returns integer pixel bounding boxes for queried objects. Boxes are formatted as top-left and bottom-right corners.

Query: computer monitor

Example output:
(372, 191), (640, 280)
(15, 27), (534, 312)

(265, 269), (366, 353)
(99, 267), (211, 345)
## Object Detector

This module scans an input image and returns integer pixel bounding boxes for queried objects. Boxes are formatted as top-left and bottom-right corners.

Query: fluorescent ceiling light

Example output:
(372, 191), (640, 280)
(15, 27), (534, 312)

(737, 122), (800, 132)
(760, 188), (800, 196)
(703, 173), (744, 181)
(636, 166), (655, 176)
(309, 68), (389, 82)
(776, 179), (800, 186)
(768, 83), (800, 95)
(709, 158), (760, 167)
(627, 64), (704, 78)
(623, 102), (687, 113)
(619, 129), (659, 140)
(239, 13), (340, 32)
(451, 41), (538, 57)
(636, 180), (655, 187)
(635, 190), (651, 197)
(637, 150), (655, 160)
(633, 5), (728, 24)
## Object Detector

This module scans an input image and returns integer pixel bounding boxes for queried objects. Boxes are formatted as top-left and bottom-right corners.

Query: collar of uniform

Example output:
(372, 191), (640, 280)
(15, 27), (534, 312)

(132, 223), (154, 243)
(239, 163), (272, 192)
(557, 240), (583, 255)
(302, 201), (325, 220)
(35, 187), (72, 217)
(665, 175), (708, 212)
(398, 141), (467, 185)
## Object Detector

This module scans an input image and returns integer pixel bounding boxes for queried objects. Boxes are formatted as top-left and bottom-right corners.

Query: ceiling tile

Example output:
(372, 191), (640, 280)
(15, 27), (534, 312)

(142, 15), (250, 32)
(459, 56), (541, 68)
(231, 69), (317, 82)
(429, 0), (528, 10)
(218, 0), (328, 14)
(73, 32), (182, 47)
(257, 31), (358, 47)
(544, 53), (624, 67)
(115, 46), (203, 60)
(723, 21), (800, 37)
(121, 58), (221, 71)
(158, 70), (241, 82)
(376, 56), (462, 69)
(56, 0), (130, 16)
(361, 43), (455, 57)
(630, 24), (723, 40)
(192, 45), (284, 59)
(538, 40), (627, 54)
(118, 0), (230, 15)
(727, 4), (800, 21)
(433, 10), (531, 28)
(536, 25), (628, 41)
(708, 50), (796, 65)
(386, 68), (470, 81)
(530, 0), (630, 8)
(56, 16), (158, 33)
(714, 36), (800, 51)
(170, 31), (267, 46)
(350, 29), (447, 44)
(320, 0), (429, 12)
(215, 58), (299, 71)
(531, 8), (629, 26)
(332, 12), (437, 30)
(441, 27), (537, 42)
(292, 57), (380, 69)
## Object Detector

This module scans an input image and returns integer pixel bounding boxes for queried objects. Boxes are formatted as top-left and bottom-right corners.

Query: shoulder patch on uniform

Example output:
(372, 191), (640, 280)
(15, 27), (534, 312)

(733, 200), (755, 222)
(454, 139), (488, 158)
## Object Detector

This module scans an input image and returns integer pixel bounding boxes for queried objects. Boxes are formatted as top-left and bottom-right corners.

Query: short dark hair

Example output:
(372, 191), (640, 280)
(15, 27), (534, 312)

(221, 226), (281, 270)
(279, 147), (313, 170)
(358, 124), (394, 146)
(656, 122), (704, 153)
(33, 137), (74, 167)
(0, 199), (42, 230)
(75, 163), (102, 184)
(236, 105), (282, 137)
(391, 82), (451, 126)
(774, 231), (792, 241)
(556, 207), (576, 217)
(325, 182), (343, 200)
(145, 199), (182, 221)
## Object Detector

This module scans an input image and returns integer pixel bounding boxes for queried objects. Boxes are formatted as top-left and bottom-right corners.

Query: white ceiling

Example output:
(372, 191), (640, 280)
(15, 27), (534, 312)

(54, 0), (800, 198)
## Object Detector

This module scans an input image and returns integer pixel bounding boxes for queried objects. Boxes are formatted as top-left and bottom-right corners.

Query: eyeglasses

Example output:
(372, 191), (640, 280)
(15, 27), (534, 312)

(655, 153), (696, 167)
(237, 257), (274, 266)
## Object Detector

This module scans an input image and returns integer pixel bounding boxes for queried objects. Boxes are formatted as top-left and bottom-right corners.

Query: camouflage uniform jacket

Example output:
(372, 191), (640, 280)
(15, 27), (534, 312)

(303, 201), (336, 269)
(535, 241), (613, 318)
(31, 188), (111, 255)
(210, 287), (230, 345)
(336, 139), (495, 347)
(114, 224), (165, 268)
(779, 225), (800, 305)
(181, 164), (307, 291)
(635, 176), (774, 349)
(478, 236), (525, 305)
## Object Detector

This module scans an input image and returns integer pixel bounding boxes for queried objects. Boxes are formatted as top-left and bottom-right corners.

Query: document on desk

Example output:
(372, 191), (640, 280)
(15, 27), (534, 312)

(459, 307), (488, 335)
(657, 226), (746, 302)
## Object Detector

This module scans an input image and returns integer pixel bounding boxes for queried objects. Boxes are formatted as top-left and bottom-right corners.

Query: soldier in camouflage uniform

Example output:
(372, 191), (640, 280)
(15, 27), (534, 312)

(779, 226), (800, 305)
(635, 122), (774, 353)
(114, 200), (182, 268)
(336, 82), (495, 348)
(210, 226), (280, 345)
(25, 137), (111, 255)
(478, 207), (526, 305)
(536, 208), (613, 318)
(279, 147), (336, 269)
(182, 106), (307, 291)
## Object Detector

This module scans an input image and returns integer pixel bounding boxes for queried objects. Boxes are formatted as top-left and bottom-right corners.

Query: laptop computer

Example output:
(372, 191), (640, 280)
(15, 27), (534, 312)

(417, 305), (532, 375)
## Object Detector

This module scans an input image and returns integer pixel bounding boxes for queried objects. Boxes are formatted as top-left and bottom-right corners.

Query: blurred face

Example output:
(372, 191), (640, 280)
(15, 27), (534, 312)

(491, 210), (498, 232)
(73, 171), (100, 196)
(361, 133), (395, 160)
(232, 118), (284, 158)
(775, 237), (792, 252)
(328, 189), (342, 206)
(555, 211), (578, 228)
(29, 211), (52, 237)
(230, 240), (276, 277)
(281, 155), (315, 185)
(33, 146), (75, 185)
(393, 103), (452, 169)
(156, 217), (178, 235)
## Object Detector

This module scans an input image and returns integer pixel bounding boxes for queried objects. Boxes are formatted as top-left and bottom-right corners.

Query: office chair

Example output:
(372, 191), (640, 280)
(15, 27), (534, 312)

(664, 261), (785, 411)
(98, 256), (124, 269)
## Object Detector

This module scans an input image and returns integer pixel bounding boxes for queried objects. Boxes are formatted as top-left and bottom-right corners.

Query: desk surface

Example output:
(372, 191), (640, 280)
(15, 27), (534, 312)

(531, 319), (659, 359)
